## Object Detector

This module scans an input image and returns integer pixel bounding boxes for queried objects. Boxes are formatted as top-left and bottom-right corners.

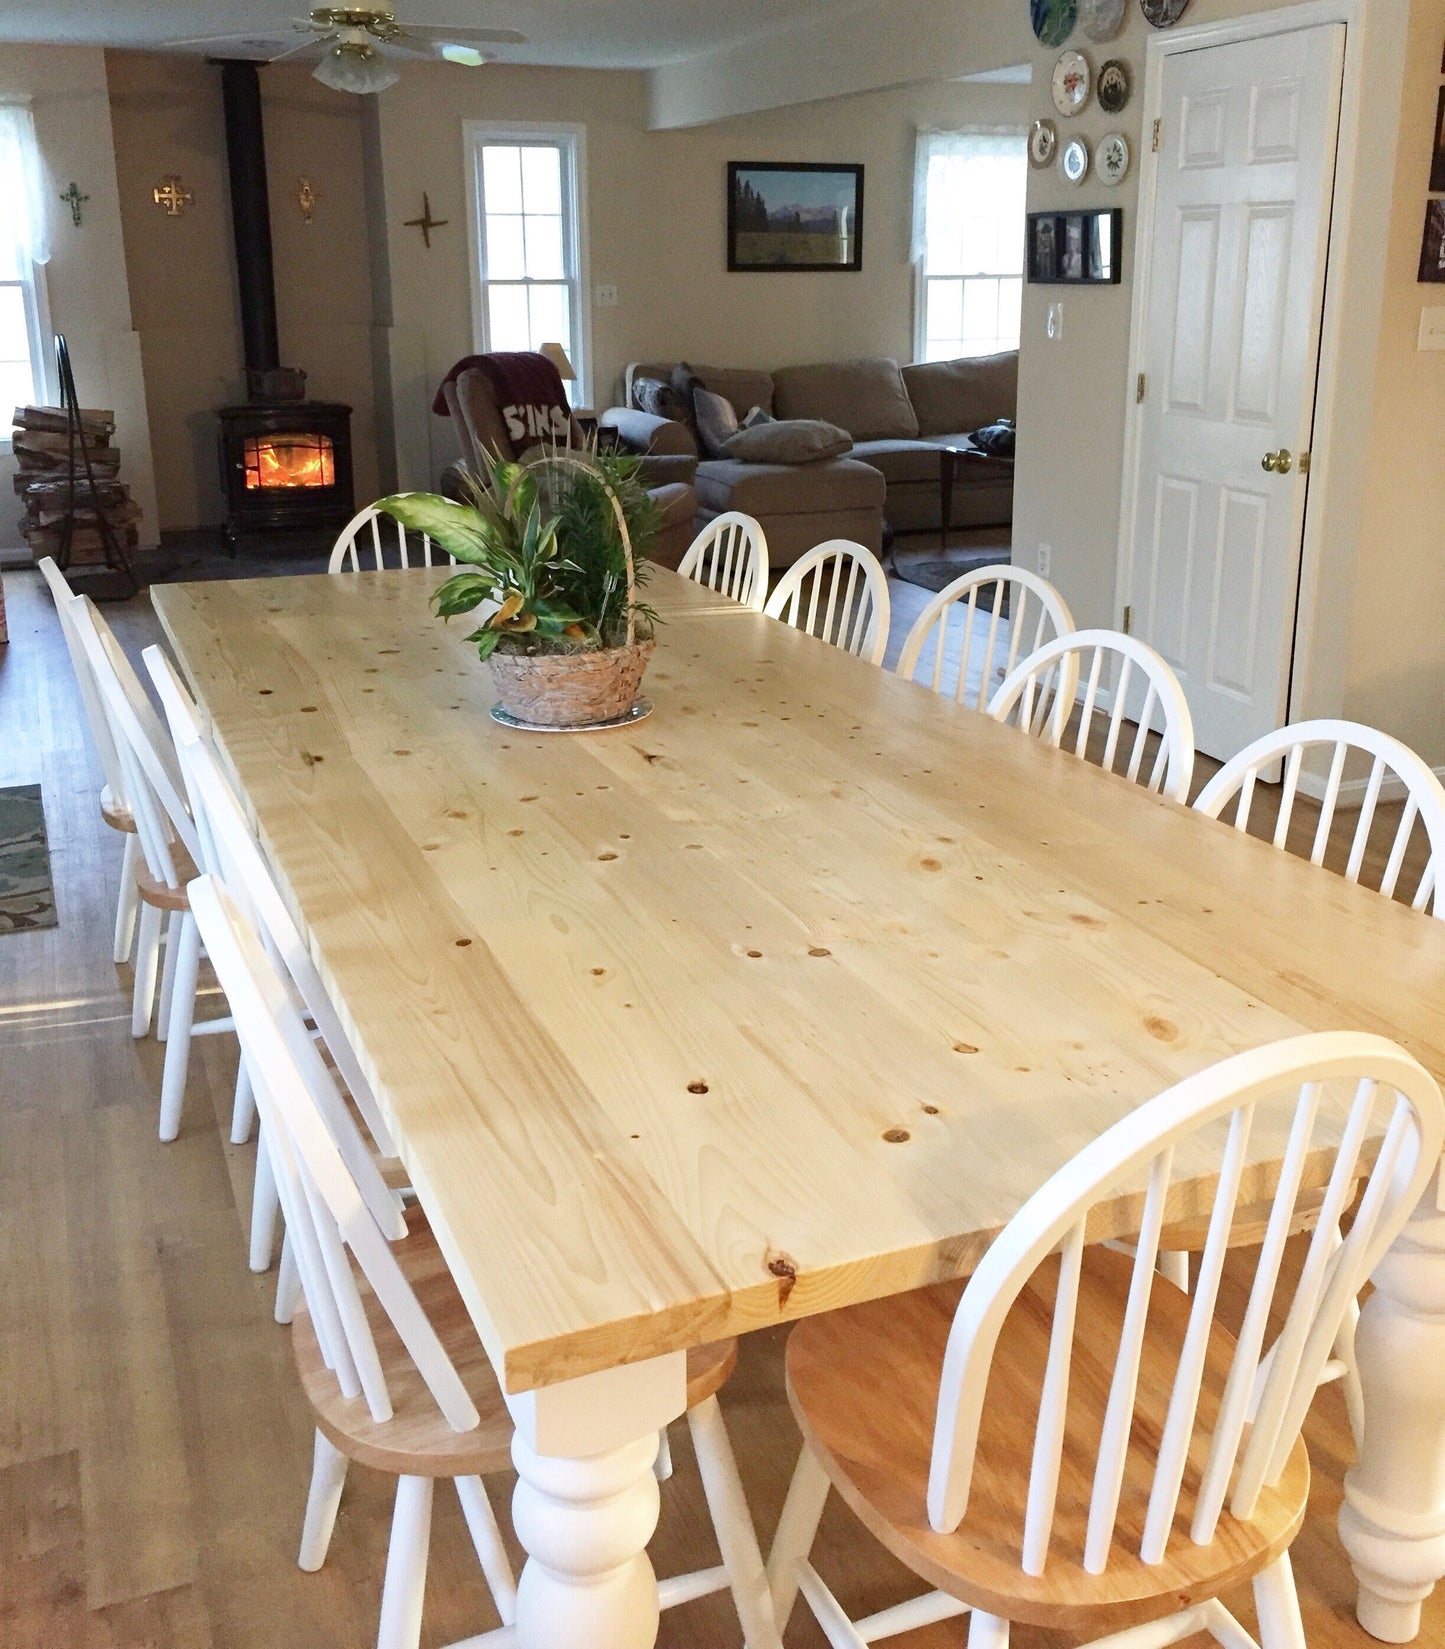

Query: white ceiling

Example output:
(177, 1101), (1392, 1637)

(0, 0), (862, 70)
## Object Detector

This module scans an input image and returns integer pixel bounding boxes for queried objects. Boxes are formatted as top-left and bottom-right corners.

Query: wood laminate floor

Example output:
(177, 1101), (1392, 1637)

(0, 566), (1436, 1648)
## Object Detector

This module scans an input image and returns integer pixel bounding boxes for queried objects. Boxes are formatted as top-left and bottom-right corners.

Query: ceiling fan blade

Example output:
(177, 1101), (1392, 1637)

(268, 34), (332, 62)
(158, 30), (295, 49)
(397, 24), (528, 45)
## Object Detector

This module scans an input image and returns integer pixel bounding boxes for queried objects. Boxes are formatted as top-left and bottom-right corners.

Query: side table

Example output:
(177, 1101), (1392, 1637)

(938, 443), (1015, 549)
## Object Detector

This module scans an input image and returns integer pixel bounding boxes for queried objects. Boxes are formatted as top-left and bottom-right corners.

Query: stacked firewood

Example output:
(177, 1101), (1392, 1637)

(11, 405), (142, 565)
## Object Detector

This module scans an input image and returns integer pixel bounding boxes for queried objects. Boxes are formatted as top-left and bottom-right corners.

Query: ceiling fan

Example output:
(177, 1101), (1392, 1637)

(161, 6), (528, 94)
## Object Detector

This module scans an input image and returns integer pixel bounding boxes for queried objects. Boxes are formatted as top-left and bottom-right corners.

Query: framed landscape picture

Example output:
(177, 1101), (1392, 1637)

(727, 162), (864, 272)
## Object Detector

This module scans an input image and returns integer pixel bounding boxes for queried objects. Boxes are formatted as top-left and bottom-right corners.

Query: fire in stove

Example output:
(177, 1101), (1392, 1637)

(242, 432), (337, 491)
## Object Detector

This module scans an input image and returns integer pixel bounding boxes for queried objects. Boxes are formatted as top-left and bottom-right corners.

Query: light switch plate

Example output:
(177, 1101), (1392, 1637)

(1046, 302), (1063, 341)
(596, 284), (618, 308)
(1419, 306), (1445, 351)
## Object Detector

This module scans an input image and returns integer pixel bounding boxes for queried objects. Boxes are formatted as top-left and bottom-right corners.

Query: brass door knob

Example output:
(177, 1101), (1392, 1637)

(1261, 448), (1293, 474)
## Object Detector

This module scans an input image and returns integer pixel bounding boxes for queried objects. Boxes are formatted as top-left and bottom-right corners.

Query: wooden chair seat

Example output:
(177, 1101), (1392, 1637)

(785, 1245), (1309, 1634)
(295, 1207), (737, 1476)
(134, 843), (199, 913)
(100, 783), (137, 833)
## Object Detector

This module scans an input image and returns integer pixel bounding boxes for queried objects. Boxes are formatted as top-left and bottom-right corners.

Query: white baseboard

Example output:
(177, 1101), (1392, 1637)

(1296, 765), (1445, 807)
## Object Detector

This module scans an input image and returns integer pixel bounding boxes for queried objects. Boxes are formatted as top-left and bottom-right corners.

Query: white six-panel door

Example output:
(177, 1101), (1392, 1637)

(1124, 23), (1345, 763)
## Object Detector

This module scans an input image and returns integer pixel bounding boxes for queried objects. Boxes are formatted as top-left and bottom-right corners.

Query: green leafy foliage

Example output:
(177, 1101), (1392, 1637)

(376, 444), (660, 661)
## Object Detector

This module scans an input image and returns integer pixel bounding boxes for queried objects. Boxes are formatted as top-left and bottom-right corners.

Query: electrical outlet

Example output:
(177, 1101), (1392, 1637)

(596, 283), (618, 308)
(1037, 543), (1051, 577)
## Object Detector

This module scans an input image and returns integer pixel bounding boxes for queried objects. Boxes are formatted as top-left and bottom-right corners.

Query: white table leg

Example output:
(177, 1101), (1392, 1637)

(505, 1352), (686, 1649)
(1340, 1183), (1445, 1641)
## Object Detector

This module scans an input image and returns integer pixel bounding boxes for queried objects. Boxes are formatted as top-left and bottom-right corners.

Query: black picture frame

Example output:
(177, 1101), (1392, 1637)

(1026, 209), (1124, 285)
(727, 162), (864, 273)
(1420, 200), (1445, 284)
(1431, 85), (1445, 193)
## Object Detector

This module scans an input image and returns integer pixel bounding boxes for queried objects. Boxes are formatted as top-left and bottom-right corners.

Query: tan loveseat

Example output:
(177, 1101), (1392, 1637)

(601, 352), (1016, 567)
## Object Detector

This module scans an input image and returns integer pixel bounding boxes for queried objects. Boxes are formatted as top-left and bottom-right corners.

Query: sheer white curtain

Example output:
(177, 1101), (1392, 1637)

(0, 100), (52, 274)
(913, 128), (1026, 363)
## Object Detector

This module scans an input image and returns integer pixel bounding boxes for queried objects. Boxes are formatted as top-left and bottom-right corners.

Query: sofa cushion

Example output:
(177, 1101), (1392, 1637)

(724, 419), (852, 464)
(849, 438), (948, 486)
(694, 456), (886, 516)
(772, 358), (919, 440)
(693, 386), (740, 459)
(902, 351), (1018, 438)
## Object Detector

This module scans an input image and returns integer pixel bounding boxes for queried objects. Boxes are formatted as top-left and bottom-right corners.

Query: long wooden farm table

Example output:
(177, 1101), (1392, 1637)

(155, 567), (1445, 1647)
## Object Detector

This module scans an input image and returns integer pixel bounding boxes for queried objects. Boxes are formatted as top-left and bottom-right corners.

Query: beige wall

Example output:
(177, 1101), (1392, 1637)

(372, 62), (1028, 491)
(1013, 0), (1445, 764)
(106, 52), (380, 532)
(0, 45), (157, 553)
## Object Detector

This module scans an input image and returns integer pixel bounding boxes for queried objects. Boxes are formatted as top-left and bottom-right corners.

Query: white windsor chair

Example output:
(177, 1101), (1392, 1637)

(895, 564), (1074, 711)
(193, 870), (790, 1649)
(764, 539), (891, 665)
(37, 557), (142, 964)
(70, 598), (236, 1141)
(768, 1032), (1444, 1649)
(677, 511), (769, 609)
(988, 628), (1196, 803)
(328, 503), (453, 573)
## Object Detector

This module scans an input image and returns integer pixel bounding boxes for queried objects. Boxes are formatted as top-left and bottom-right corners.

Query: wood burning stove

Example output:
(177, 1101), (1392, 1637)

(217, 400), (354, 551)
(213, 59), (355, 552)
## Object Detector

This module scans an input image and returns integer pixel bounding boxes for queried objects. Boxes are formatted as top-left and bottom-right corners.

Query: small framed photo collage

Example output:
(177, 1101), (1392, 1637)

(1026, 208), (1124, 285)
(1420, 42), (1445, 282)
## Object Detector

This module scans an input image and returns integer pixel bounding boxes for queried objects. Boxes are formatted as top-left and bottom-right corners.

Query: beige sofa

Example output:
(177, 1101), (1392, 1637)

(601, 352), (1016, 567)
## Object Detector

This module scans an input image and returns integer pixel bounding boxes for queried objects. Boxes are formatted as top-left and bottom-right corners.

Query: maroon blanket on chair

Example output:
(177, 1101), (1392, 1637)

(432, 352), (573, 446)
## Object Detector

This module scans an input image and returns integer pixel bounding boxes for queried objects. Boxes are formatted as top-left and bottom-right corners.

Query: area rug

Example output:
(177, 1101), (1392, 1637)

(0, 784), (57, 933)
(893, 549), (1014, 610)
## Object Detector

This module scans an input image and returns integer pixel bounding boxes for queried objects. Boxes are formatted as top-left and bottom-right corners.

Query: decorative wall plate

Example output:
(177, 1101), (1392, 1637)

(1079, 0), (1126, 40)
(1097, 59), (1131, 113)
(1061, 136), (1091, 185)
(1098, 131), (1130, 185)
(1028, 119), (1058, 168)
(1052, 50), (1092, 116)
(1030, 0), (1078, 48)
(1141, 0), (1191, 26)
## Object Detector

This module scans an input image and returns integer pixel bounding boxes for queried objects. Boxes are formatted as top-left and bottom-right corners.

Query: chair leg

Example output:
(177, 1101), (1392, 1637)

(230, 1053), (256, 1146)
(113, 833), (140, 963)
(131, 901), (163, 1037)
(766, 1443), (832, 1637)
(274, 1230), (302, 1325)
(377, 1474), (434, 1649)
(250, 1126), (281, 1274)
(653, 1426), (674, 1483)
(967, 1610), (1011, 1649)
(298, 1429), (350, 1571)
(1253, 1552), (1306, 1649)
(687, 1395), (784, 1649)
(158, 910), (201, 1142)
(454, 1475), (518, 1626)
(157, 908), (184, 1043)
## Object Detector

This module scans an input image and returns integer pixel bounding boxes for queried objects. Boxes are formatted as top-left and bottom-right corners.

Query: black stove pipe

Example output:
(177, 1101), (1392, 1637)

(218, 59), (280, 379)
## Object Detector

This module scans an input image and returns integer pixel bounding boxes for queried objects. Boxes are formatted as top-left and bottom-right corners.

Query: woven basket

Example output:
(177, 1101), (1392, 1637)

(488, 452), (653, 727)
(491, 639), (653, 726)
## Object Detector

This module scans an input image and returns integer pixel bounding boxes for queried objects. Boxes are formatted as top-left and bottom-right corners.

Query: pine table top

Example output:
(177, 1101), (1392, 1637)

(153, 569), (1445, 1394)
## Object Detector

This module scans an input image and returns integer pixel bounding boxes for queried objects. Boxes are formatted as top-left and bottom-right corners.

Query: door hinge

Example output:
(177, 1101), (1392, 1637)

(1152, 118), (1162, 153)
(1136, 372), (1146, 403)
(1123, 604), (1133, 635)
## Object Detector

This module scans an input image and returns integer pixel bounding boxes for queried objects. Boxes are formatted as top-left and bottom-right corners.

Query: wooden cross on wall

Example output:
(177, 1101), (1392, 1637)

(403, 192), (448, 248)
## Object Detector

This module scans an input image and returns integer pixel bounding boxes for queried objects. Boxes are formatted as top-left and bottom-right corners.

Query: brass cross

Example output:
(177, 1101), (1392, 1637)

(59, 182), (90, 227)
(152, 175), (194, 217)
(403, 192), (448, 248)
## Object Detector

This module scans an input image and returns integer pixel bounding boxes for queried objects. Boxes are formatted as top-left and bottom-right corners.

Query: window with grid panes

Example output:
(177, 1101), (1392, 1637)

(469, 129), (583, 394)
(0, 153), (45, 428)
(914, 131), (1026, 363)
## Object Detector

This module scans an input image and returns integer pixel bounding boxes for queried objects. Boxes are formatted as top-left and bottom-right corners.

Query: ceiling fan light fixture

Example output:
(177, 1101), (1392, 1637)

(312, 41), (401, 95)
(440, 43), (489, 66)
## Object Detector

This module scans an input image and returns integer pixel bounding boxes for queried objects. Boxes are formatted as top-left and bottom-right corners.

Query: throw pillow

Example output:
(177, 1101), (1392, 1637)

(968, 419), (1016, 458)
(740, 405), (774, 429)
(670, 361), (706, 439)
(723, 419), (853, 465)
(632, 376), (691, 424)
(693, 386), (740, 459)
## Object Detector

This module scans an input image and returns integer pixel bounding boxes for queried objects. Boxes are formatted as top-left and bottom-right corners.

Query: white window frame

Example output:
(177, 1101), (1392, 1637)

(463, 120), (591, 409)
(911, 127), (1027, 365)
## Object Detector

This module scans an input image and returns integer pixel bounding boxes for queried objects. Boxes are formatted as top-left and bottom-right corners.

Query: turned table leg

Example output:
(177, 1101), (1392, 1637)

(1340, 1179), (1445, 1641)
(505, 1352), (687, 1649)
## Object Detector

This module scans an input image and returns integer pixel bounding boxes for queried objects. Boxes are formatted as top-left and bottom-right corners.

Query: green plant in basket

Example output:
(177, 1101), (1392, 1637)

(375, 446), (660, 663)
